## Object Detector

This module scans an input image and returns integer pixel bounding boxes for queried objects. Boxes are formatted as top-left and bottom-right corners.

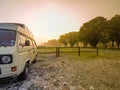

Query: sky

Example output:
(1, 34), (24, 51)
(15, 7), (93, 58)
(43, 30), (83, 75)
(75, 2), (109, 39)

(0, 0), (120, 45)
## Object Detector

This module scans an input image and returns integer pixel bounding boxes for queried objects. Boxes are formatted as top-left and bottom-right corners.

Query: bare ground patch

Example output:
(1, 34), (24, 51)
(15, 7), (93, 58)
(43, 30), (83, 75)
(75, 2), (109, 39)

(0, 54), (120, 90)
(27, 55), (120, 90)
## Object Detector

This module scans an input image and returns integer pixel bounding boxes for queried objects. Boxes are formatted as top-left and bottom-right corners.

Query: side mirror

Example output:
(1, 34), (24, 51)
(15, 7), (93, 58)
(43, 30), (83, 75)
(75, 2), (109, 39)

(25, 40), (30, 46)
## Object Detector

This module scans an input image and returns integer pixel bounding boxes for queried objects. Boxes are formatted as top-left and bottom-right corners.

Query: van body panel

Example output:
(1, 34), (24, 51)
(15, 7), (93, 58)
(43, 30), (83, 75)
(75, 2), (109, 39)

(0, 47), (16, 54)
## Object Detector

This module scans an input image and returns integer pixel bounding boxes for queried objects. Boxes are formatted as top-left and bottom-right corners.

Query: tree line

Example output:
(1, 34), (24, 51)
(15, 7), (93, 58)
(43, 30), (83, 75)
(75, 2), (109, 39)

(58, 14), (120, 48)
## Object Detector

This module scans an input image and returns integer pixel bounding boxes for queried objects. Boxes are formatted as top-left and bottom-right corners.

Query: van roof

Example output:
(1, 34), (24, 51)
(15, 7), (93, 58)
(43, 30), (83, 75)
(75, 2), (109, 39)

(0, 23), (34, 40)
(9, 23), (25, 28)
(0, 23), (25, 28)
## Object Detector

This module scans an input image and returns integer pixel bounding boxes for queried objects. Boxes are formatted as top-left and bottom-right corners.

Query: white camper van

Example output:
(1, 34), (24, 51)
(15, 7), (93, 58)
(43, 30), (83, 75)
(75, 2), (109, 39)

(0, 23), (37, 81)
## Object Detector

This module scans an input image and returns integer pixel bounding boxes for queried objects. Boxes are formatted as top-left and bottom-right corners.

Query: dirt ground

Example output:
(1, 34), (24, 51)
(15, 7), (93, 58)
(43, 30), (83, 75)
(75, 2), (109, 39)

(0, 54), (120, 90)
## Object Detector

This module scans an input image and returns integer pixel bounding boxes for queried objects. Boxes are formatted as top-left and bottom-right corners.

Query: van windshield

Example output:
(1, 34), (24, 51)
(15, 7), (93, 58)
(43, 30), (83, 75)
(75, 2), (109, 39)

(0, 29), (16, 46)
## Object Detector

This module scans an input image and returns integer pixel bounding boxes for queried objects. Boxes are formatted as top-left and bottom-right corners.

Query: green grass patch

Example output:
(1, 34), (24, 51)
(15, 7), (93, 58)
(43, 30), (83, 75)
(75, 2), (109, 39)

(37, 47), (56, 53)
(37, 47), (120, 61)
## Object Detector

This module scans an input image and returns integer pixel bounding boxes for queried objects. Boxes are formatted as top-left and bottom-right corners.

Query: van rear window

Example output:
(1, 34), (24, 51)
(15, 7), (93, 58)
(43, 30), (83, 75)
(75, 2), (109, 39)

(0, 29), (16, 46)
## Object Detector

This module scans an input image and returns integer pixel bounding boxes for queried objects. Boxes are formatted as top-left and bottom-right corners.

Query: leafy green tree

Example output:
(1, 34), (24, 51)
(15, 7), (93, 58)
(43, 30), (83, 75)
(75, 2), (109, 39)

(79, 16), (107, 47)
(58, 34), (68, 47)
(109, 15), (120, 48)
(99, 20), (109, 48)
(100, 30), (109, 48)
(79, 25), (89, 47)
(67, 32), (80, 47)
(89, 17), (107, 47)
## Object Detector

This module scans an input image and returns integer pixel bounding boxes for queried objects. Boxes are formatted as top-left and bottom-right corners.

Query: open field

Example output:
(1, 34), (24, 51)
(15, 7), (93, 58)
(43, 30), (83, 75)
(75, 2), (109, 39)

(36, 48), (120, 90)
(38, 47), (98, 57)
(0, 48), (120, 90)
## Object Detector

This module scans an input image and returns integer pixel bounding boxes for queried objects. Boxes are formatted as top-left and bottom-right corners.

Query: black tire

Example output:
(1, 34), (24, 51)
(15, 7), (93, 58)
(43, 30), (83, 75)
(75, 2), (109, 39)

(18, 63), (29, 81)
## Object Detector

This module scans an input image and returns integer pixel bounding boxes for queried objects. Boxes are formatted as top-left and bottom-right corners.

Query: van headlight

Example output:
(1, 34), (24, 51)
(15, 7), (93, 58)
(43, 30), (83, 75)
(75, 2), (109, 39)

(0, 55), (12, 64)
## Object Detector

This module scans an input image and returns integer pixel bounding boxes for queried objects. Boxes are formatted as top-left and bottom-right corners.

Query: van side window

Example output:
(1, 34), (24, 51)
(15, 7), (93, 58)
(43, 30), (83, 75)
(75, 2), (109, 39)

(27, 38), (33, 46)
(19, 34), (26, 46)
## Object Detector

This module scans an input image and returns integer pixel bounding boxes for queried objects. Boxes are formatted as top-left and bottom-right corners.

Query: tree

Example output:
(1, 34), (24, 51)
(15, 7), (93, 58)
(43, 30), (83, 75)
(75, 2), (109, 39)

(47, 39), (61, 46)
(67, 32), (80, 47)
(79, 16), (107, 47)
(58, 34), (68, 47)
(109, 15), (120, 48)
(89, 17), (107, 47)
(79, 25), (89, 47)
(40, 39), (61, 47)
(99, 20), (109, 48)
(100, 30), (109, 48)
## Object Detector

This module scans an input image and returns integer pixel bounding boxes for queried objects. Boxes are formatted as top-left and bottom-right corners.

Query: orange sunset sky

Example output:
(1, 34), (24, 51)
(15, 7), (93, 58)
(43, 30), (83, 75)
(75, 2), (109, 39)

(0, 0), (120, 45)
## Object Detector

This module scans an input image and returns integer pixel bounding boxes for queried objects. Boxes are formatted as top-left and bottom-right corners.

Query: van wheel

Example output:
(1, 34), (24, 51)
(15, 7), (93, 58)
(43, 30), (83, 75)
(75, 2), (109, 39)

(18, 63), (29, 81)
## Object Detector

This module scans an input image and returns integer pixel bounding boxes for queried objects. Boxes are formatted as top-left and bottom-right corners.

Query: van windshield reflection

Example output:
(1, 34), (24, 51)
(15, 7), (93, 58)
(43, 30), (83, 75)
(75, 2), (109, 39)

(0, 29), (16, 46)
